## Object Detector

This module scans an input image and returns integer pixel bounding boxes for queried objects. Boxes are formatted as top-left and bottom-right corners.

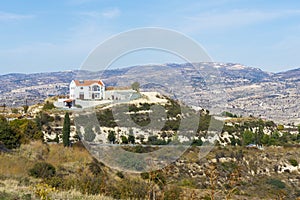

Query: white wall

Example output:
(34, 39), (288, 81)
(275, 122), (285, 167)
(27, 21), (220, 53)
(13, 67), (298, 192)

(69, 80), (105, 100)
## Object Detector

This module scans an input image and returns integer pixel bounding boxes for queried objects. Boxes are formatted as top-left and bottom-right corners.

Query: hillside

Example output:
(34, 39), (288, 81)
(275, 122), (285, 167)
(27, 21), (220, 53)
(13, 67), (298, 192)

(0, 92), (300, 199)
(0, 62), (299, 124)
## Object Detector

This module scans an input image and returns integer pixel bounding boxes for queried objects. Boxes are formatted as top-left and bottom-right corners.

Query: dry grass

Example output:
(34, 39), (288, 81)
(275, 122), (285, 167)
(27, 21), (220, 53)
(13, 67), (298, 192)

(0, 153), (34, 178)
(0, 179), (113, 200)
(0, 141), (109, 199)
(0, 141), (92, 179)
(46, 143), (92, 167)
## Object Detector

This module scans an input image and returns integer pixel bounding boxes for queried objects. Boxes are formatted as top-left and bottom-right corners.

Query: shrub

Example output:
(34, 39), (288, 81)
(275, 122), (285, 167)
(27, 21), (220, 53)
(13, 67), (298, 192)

(77, 174), (104, 195)
(288, 159), (298, 167)
(107, 130), (116, 144)
(0, 116), (20, 149)
(179, 178), (196, 188)
(18, 177), (31, 186)
(266, 179), (285, 189)
(163, 185), (182, 200)
(88, 158), (104, 176)
(116, 171), (124, 179)
(43, 101), (55, 110)
(116, 178), (149, 199)
(121, 135), (128, 144)
(141, 172), (150, 179)
(75, 104), (82, 108)
(191, 138), (203, 146)
(277, 124), (284, 131)
(0, 191), (26, 200)
(33, 183), (56, 200)
(150, 171), (166, 189)
(29, 162), (56, 179)
(128, 134), (135, 144)
(242, 130), (254, 145)
(44, 176), (64, 188)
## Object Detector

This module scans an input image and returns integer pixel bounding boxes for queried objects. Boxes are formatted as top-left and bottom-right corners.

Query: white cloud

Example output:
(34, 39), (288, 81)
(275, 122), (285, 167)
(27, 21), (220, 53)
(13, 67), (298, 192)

(0, 12), (34, 21)
(101, 8), (121, 19)
(78, 8), (121, 19)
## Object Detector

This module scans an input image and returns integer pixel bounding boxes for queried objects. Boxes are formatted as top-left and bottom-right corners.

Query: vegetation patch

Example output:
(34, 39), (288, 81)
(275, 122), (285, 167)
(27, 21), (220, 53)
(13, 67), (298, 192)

(266, 178), (286, 189)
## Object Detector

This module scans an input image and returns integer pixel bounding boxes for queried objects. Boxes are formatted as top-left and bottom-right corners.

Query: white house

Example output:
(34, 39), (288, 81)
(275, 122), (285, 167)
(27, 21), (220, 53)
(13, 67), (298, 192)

(69, 80), (105, 100)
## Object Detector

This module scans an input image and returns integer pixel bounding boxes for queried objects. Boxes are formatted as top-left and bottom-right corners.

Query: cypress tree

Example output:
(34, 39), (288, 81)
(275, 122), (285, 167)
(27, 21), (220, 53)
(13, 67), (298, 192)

(62, 112), (70, 147)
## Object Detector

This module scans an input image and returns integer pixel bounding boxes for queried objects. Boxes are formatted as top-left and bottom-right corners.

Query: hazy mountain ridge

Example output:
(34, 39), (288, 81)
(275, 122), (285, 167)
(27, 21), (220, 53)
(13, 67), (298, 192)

(0, 63), (299, 123)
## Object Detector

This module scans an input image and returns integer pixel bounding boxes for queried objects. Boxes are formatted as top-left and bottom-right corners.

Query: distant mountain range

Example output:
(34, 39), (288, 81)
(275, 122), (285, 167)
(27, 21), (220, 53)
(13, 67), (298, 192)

(0, 63), (299, 124)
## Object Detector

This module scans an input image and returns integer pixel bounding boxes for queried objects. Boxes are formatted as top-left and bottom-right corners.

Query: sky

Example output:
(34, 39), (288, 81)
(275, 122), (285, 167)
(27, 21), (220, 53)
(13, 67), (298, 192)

(1, 0), (300, 74)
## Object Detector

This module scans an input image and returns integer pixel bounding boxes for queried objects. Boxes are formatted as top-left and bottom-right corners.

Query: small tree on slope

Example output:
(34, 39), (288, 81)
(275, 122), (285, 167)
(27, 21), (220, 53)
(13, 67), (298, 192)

(62, 112), (71, 147)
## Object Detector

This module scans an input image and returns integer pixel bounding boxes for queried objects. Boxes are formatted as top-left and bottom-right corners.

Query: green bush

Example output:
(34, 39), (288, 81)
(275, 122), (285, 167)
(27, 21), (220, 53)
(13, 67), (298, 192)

(266, 179), (285, 189)
(29, 162), (56, 179)
(121, 135), (128, 144)
(107, 130), (116, 144)
(88, 158), (104, 176)
(179, 178), (196, 188)
(43, 101), (55, 110)
(116, 171), (124, 179)
(140, 172), (150, 179)
(289, 159), (298, 167)
(0, 116), (20, 149)
(163, 185), (182, 200)
(0, 191), (30, 200)
(191, 138), (203, 146)
(44, 176), (64, 188)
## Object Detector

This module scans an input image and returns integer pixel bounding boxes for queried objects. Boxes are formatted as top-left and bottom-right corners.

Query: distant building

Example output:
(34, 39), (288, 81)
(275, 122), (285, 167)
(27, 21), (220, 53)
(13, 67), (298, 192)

(105, 87), (138, 101)
(69, 80), (105, 100)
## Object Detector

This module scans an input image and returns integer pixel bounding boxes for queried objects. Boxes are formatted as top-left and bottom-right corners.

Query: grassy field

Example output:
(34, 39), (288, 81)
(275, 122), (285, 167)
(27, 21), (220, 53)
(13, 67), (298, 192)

(1, 141), (300, 199)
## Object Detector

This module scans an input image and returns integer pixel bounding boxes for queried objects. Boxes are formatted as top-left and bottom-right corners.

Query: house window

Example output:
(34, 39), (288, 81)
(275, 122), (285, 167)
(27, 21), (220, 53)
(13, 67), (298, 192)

(92, 85), (100, 91)
(79, 92), (84, 100)
(80, 87), (83, 90)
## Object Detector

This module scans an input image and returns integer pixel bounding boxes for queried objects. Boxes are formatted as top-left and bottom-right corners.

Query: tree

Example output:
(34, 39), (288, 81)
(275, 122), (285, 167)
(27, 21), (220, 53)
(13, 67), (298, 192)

(23, 105), (29, 113)
(131, 82), (140, 92)
(192, 139), (203, 146)
(107, 130), (116, 144)
(62, 112), (71, 147)
(35, 112), (54, 128)
(54, 133), (59, 143)
(242, 130), (254, 145)
(128, 134), (135, 144)
(29, 162), (56, 178)
(0, 116), (20, 149)
(2, 104), (6, 113)
(261, 134), (270, 145)
(121, 135), (128, 144)
(10, 118), (43, 144)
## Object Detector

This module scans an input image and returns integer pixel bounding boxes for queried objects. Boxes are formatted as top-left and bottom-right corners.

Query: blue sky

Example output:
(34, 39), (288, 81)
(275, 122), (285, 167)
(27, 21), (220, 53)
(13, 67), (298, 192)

(1, 0), (300, 74)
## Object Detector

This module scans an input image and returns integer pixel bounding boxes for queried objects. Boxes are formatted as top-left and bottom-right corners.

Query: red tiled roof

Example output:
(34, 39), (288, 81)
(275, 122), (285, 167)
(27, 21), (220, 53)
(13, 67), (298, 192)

(73, 80), (104, 86)
(64, 99), (73, 103)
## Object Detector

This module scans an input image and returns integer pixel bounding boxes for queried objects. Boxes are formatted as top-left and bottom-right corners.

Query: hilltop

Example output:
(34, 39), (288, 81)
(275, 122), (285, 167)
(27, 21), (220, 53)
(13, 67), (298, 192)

(0, 62), (299, 124)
